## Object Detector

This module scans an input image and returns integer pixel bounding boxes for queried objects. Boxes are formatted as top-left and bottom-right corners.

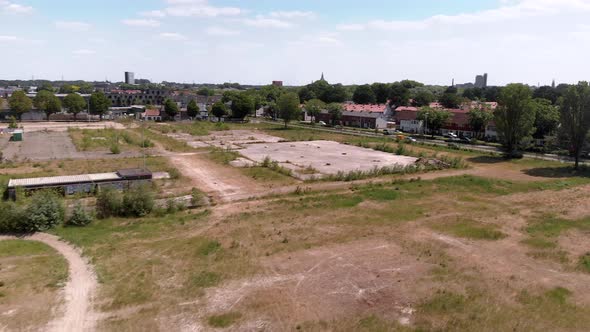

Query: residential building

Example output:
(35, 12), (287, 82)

(272, 81), (283, 87)
(125, 72), (135, 85)
(314, 103), (391, 129)
(474, 73), (488, 88)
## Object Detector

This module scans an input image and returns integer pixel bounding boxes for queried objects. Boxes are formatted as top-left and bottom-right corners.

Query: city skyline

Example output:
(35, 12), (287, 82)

(1, 0), (589, 86)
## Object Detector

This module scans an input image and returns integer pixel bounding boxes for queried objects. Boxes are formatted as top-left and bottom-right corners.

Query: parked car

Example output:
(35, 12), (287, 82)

(383, 129), (401, 135)
(318, 121), (327, 126)
(405, 137), (417, 143)
(444, 133), (458, 139)
(460, 137), (472, 144)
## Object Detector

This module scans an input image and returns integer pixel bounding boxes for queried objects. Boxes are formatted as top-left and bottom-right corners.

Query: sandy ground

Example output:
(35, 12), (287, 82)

(0, 233), (98, 332)
(167, 129), (283, 149)
(1, 131), (140, 161)
(168, 153), (265, 203)
(0, 121), (124, 133)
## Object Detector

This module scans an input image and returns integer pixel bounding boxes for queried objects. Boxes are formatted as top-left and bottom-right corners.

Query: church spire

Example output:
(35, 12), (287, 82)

(320, 72), (325, 81)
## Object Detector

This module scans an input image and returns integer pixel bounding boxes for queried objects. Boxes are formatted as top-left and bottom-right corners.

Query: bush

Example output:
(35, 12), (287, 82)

(24, 191), (65, 232)
(66, 203), (94, 227)
(110, 144), (121, 154)
(96, 188), (123, 219)
(122, 185), (154, 217)
(191, 188), (203, 206)
(0, 202), (25, 233)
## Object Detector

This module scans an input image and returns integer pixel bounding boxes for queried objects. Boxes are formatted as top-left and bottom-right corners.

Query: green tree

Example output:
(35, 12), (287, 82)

(59, 84), (77, 94)
(37, 82), (55, 93)
(277, 92), (301, 128)
(462, 87), (484, 101)
(304, 98), (325, 123)
(211, 102), (227, 120)
(298, 86), (316, 102)
(197, 87), (213, 96)
(187, 99), (200, 118)
(559, 82), (590, 169)
(412, 90), (435, 107)
(352, 84), (376, 104)
(89, 92), (111, 120)
(164, 99), (179, 119)
(371, 83), (391, 104)
(63, 93), (87, 121)
(78, 83), (94, 94)
(439, 87), (463, 109)
(327, 103), (343, 126)
(468, 104), (494, 139)
(122, 185), (154, 217)
(8, 90), (32, 120)
(45, 95), (62, 121)
(494, 83), (536, 157)
(33, 90), (54, 117)
(388, 82), (410, 107)
(532, 98), (560, 139)
(25, 191), (65, 232)
(533, 86), (559, 104)
(417, 107), (452, 136)
(325, 84), (348, 103)
(230, 93), (254, 119)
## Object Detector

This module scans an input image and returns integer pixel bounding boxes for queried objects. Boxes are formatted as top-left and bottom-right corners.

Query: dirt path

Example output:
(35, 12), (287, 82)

(0, 233), (98, 332)
(168, 154), (264, 203)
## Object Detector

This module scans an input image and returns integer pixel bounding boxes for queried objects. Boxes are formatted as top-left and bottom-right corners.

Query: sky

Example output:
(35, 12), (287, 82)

(1, 0), (590, 86)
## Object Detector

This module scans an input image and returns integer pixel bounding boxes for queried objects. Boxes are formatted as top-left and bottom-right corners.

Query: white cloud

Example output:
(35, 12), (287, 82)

(336, 24), (365, 31)
(164, 0), (241, 17)
(55, 21), (91, 31)
(73, 49), (96, 55)
(243, 16), (292, 28)
(269, 11), (315, 19)
(206, 26), (240, 36)
(122, 19), (160, 27)
(3, 2), (32, 14)
(158, 32), (188, 41)
(140, 10), (166, 18)
(0, 35), (19, 41)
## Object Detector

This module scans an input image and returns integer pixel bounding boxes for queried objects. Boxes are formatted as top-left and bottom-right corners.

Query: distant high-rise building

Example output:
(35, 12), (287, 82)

(552, 79), (556, 88)
(125, 72), (135, 85)
(272, 80), (283, 87)
(474, 73), (488, 88)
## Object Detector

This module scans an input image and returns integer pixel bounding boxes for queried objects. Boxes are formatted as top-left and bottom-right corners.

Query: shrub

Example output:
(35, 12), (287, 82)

(24, 191), (65, 232)
(122, 185), (154, 217)
(8, 116), (18, 129)
(96, 188), (123, 219)
(110, 144), (121, 154)
(66, 203), (94, 227)
(0, 202), (25, 233)
(191, 188), (203, 206)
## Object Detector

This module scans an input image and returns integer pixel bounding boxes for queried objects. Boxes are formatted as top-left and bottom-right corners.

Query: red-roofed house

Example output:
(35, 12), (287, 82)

(313, 103), (391, 129)
(140, 108), (162, 121)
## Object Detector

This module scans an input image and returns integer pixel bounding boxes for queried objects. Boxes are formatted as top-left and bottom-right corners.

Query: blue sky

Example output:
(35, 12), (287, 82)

(1, 0), (590, 86)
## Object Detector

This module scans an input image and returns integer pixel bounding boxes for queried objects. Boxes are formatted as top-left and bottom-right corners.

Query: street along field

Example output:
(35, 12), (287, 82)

(3, 121), (590, 331)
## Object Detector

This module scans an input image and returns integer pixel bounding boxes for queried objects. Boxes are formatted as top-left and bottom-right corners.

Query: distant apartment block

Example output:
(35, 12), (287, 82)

(125, 71), (135, 85)
(272, 81), (283, 87)
(474, 73), (488, 88)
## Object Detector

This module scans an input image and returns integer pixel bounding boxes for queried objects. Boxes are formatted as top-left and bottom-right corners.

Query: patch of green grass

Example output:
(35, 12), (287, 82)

(0, 240), (55, 257)
(521, 237), (557, 249)
(358, 186), (400, 201)
(526, 215), (590, 238)
(420, 290), (467, 313)
(190, 271), (221, 288)
(241, 167), (295, 184)
(209, 148), (239, 165)
(207, 312), (242, 328)
(434, 220), (506, 240)
(578, 253), (590, 273)
(198, 240), (221, 256)
(356, 315), (400, 332)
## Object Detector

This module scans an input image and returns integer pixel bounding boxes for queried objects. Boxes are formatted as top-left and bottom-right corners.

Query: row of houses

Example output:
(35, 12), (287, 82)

(302, 101), (499, 139)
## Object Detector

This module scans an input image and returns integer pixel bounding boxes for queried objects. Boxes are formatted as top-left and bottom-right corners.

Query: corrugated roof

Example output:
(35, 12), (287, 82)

(8, 173), (120, 188)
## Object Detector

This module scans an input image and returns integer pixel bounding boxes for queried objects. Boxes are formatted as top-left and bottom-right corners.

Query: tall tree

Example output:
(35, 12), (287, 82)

(230, 93), (255, 119)
(532, 98), (560, 139)
(8, 90), (33, 120)
(559, 82), (590, 169)
(462, 87), (484, 101)
(494, 83), (536, 157)
(388, 82), (410, 107)
(37, 82), (54, 93)
(34, 91), (60, 121)
(327, 103), (343, 126)
(417, 107), (452, 136)
(59, 84), (77, 94)
(439, 87), (463, 109)
(78, 83), (94, 94)
(352, 84), (376, 104)
(304, 99), (325, 123)
(277, 92), (301, 128)
(211, 102), (227, 120)
(45, 95), (62, 121)
(197, 87), (213, 96)
(412, 90), (435, 107)
(468, 104), (493, 139)
(63, 93), (87, 121)
(164, 99), (179, 119)
(533, 86), (559, 105)
(186, 99), (200, 118)
(89, 92), (111, 120)
(371, 83), (390, 104)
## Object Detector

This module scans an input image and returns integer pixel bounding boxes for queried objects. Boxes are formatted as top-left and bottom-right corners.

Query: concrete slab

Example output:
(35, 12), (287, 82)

(238, 140), (418, 177)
